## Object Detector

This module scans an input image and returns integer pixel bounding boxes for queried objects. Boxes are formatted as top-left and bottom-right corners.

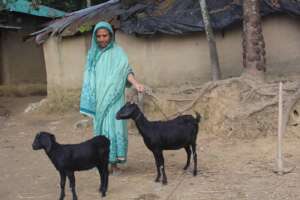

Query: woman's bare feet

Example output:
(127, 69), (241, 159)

(110, 163), (122, 176)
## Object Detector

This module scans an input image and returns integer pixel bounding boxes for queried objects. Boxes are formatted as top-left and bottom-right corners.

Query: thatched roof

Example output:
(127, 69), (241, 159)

(30, 0), (300, 44)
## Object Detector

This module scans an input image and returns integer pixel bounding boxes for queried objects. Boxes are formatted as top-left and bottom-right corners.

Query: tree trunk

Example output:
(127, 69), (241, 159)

(242, 0), (266, 79)
(199, 0), (221, 81)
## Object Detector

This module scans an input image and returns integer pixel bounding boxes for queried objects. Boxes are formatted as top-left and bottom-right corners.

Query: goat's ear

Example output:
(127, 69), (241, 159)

(44, 134), (55, 153)
(50, 134), (56, 142)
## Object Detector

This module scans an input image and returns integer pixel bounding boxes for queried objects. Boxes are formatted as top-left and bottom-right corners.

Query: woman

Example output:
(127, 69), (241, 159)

(80, 21), (144, 174)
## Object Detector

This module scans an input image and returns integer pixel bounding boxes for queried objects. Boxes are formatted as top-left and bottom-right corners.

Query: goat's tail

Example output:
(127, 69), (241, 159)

(195, 112), (201, 123)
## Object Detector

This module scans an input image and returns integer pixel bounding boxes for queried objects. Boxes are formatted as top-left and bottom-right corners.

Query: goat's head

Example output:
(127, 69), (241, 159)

(32, 131), (56, 153)
(116, 102), (139, 120)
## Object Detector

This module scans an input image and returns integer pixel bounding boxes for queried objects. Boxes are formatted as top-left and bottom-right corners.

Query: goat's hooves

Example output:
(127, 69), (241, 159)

(193, 171), (197, 176)
(155, 178), (160, 182)
(99, 189), (106, 197)
(162, 181), (168, 185)
(183, 166), (188, 170)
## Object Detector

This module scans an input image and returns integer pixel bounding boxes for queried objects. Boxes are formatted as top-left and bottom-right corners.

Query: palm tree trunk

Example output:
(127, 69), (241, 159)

(242, 0), (266, 78)
(199, 0), (221, 81)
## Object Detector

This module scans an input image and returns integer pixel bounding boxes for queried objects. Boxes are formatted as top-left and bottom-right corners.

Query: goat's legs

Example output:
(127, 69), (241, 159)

(153, 151), (167, 185)
(153, 152), (161, 183)
(97, 163), (108, 197)
(103, 155), (109, 195)
(59, 171), (66, 200)
(158, 152), (168, 185)
(183, 146), (191, 170)
(97, 166), (104, 196)
(66, 171), (78, 200)
(191, 143), (198, 176)
(103, 165), (109, 197)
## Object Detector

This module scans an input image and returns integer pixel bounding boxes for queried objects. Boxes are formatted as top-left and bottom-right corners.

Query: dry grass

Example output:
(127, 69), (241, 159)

(0, 84), (47, 97)
(39, 89), (81, 114)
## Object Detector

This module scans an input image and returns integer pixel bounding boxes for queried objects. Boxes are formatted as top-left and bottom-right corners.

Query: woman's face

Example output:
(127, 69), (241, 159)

(96, 28), (111, 48)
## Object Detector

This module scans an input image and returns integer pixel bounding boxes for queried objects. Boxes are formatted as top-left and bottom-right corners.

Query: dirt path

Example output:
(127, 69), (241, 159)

(1, 96), (300, 200)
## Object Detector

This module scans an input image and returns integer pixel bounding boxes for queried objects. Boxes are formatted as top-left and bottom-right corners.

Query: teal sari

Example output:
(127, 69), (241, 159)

(80, 22), (132, 163)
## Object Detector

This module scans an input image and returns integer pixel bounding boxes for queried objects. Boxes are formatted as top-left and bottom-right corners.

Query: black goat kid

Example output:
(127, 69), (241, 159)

(116, 102), (201, 185)
(32, 132), (110, 200)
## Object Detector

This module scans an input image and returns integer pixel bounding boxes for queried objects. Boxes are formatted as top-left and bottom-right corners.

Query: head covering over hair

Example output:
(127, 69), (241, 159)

(80, 21), (132, 133)
(86, 21), (115, 71)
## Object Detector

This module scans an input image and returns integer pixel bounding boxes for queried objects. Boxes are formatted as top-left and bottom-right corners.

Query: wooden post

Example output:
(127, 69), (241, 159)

(274, 82), (295, 175)
(199, 0), (221, 81)
(277, 82), (283, 175)
(86, 0), (91, 7)
(138, 92), (144, 112)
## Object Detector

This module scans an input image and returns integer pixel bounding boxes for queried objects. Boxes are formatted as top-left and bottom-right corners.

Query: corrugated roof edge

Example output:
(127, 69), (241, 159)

(4, 0), (65, 18)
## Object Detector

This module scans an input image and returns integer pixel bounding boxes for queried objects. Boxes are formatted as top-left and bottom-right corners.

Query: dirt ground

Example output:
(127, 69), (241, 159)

(1, 96), (300, 200)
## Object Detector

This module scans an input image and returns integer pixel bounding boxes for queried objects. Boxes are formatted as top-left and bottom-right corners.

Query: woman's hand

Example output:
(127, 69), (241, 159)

(133, 82), (144, 93)
(127, 73), (144, 93)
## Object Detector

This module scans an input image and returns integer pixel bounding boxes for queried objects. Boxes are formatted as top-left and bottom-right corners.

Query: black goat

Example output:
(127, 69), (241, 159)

(116, 102), (201, 185)
(32, 132), (110, 200)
